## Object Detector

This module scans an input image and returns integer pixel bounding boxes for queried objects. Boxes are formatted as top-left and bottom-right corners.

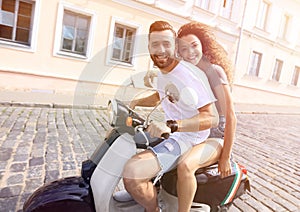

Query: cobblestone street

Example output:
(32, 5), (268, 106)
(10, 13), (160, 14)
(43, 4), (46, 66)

(0, 105), (299, 212)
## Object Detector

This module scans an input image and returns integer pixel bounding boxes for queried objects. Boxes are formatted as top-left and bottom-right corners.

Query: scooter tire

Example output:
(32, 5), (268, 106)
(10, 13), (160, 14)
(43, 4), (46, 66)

(26, 200), (95, 212)
(23, 177), (95, 212)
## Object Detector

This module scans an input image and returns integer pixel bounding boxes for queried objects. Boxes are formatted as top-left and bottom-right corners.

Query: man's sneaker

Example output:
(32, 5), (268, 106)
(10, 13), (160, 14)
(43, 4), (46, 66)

(113, 190), (134, 202)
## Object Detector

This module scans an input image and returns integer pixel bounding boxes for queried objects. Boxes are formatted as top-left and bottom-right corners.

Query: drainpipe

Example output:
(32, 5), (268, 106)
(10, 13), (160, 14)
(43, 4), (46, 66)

(234, 0), (248, 67)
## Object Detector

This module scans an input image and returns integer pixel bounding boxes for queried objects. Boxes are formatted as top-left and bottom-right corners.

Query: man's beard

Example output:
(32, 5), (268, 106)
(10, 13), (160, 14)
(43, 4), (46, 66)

(150, 54), (175, 69)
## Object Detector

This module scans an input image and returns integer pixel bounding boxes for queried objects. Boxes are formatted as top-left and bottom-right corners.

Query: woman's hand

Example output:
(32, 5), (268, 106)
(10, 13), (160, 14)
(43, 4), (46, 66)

(144, 70), (158, 88)
(218, 156), (232, 178)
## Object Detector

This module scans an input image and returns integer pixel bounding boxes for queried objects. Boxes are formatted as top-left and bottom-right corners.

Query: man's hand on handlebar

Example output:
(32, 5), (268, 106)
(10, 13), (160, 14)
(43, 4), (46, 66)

(146, 120), (171, 138)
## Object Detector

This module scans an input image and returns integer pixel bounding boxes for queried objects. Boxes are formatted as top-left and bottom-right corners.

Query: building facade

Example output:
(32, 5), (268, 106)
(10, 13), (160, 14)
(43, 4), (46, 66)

(0, 0), (300, 108)
(233, 0), (300, 108)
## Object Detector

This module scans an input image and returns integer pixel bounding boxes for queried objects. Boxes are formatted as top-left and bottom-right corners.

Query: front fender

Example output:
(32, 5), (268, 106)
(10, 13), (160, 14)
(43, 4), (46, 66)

(23, 176), (95, 212)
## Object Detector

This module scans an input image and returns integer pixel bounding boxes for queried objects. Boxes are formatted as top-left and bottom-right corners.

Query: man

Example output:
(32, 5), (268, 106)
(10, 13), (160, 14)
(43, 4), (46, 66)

(122, 20), (218, 212)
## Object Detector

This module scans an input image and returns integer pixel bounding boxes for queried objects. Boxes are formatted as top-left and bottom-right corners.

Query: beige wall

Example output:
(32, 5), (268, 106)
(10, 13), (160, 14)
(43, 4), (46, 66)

(0, 0), (152, 104)
(232, 84), (300, 107)
(0, 0), (237, 106)
(1, 0), (300, 108)
(0, 0), (182, 91)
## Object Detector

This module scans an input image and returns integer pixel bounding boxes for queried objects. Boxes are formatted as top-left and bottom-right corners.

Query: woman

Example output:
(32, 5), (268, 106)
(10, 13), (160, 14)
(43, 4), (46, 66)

(176, 21), (236, 212)
(144, 21), (236, 212)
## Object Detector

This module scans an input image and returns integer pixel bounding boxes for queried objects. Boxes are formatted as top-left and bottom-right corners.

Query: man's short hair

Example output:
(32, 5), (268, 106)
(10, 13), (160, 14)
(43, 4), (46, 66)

(148, 21), (176, 40)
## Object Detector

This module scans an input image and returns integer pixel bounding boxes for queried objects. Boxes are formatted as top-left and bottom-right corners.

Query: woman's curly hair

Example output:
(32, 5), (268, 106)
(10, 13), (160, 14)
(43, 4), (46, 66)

(177, 21), (233, 83)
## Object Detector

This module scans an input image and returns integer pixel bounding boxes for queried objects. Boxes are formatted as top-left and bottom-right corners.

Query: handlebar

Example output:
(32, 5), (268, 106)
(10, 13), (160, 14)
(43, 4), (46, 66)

(108, 99), (170, 144)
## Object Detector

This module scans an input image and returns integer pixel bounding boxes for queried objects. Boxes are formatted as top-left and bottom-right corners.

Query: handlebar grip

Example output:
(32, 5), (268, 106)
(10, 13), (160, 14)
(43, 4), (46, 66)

(161, 133), (170, 139)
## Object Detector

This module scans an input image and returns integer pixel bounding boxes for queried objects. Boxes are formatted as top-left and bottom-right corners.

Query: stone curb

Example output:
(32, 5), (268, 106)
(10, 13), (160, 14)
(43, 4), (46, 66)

(1, 101), (300, 115)
(0, 101), (106, 110)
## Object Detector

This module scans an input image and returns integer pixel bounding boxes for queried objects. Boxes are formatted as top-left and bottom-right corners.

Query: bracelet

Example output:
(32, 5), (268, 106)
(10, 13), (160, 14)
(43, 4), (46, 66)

(166, 120), (178, 133)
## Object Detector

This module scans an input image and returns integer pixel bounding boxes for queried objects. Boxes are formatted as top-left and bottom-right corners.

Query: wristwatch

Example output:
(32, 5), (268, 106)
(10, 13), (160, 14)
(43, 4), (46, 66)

(166, 120), (178, 133)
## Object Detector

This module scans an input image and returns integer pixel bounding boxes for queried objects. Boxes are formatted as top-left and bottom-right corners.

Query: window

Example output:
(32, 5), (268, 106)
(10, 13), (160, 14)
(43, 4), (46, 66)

(61, 10), (91, 55)
(0, 0), (35, 45)
(278, 14), (289, 39)
(291, 66), (300, 86)
(54, 3), (95, 59)
(256, 1), (269, 30)
(248, 51), (262, 76)
(107, 18), (139, 66)
(111, 24), (136, 64)
(194, 0), (211, 10)
(271, 59), (283, 81)
(221, 0), (234, 19)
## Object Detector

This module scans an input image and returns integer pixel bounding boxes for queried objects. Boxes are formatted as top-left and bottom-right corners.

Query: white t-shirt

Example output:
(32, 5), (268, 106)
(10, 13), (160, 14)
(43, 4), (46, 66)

(201, 64), (228, 116)
(157, 61), (216, 149)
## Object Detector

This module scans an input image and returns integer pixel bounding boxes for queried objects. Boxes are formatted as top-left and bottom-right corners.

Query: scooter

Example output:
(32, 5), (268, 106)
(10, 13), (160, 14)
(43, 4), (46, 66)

(23, 98), (250, 212)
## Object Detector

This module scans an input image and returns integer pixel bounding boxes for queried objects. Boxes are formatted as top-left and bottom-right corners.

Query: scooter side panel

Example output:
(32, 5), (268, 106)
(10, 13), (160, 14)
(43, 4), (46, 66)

(159, 189), (210, 212)
(90, 133), (136, 212)
(109, 198), (144, 212)
(23, 176), (95, 212)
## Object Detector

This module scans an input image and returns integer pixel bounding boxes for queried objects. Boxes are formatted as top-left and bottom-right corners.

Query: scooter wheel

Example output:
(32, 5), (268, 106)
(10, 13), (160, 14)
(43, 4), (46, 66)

(24, 199), (95, 212)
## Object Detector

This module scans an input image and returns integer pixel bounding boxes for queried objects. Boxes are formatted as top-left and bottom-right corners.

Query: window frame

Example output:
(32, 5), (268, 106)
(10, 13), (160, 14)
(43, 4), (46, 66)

(60, 10), (91, 56)
(106, 17), (140, 67)
(271, 59), (283, 82)
(221, 0), (234, 20)
(53, 2), (96, 60)
(0, 0), (40, 51)
(291, 66), (300, 87)
(111, 23), (136, 64)
(255, 0), (270, 30)
(278, 13), (290, 40)
(194, 0), (211, 11)
(247, 51), (262, 77)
